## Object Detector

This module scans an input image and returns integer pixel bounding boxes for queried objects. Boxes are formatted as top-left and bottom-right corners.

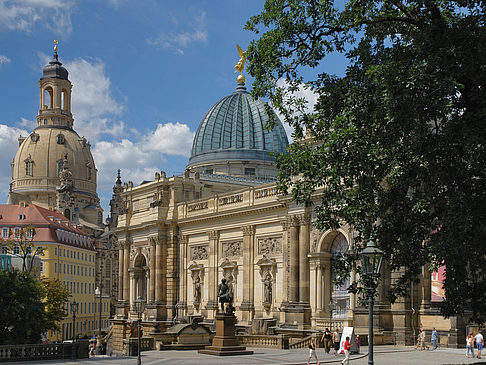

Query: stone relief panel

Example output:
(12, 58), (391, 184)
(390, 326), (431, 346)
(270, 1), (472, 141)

(222, 240), (242, 258)
(258, 236), (283, 255)
(190, 245), (208, 260)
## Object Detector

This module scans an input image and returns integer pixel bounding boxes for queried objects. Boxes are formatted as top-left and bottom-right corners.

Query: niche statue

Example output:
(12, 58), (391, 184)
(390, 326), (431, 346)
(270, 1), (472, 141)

(217, 278), (234, 313)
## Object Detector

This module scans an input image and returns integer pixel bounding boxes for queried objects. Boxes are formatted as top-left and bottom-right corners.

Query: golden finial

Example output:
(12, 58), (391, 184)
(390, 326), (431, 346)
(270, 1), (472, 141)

(54, 40), (58, 54)
(234, 44), (247, 83)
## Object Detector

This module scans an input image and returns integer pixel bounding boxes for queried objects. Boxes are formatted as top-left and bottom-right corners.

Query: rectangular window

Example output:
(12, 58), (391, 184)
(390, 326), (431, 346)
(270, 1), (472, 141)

(40, 262), (43, 272)
(55, 262), (57, 273)
(25, 228), (33, 238)
(14, 228), (21, 238)
(55, 247), (57, 256)
(1, 247), (8, 254)
(2, 228), (9, 238)
(13, 246), (20, 255)
(244, 167), (256, 176)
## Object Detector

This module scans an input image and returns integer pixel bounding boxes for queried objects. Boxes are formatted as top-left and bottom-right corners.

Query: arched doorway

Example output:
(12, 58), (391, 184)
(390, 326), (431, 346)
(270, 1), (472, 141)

(133, 254), (148, 302)
(331, 233), (350, 318)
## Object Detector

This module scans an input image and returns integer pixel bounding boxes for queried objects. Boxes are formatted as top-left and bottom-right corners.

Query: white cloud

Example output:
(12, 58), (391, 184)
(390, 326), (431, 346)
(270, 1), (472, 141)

(147, 10), (208, 55)
(144, 122), (194, 157)
(92, 139), (166, 190)
(0, 55), (11, 69)
(92, 121), (194, 190)
(63, 57), (124, 141)
(17, 117), (35, 129)
(0, 124), (28, 197)
(0, 0), (75, 34)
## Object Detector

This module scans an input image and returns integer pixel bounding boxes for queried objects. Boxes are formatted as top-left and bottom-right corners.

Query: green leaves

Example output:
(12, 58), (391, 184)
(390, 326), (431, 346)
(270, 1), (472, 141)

(248, 0), (486, 322)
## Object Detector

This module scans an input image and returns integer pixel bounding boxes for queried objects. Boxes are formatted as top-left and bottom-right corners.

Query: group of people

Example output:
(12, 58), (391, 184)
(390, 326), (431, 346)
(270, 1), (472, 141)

(307, 328), (359, 365)
(466, 330), (483, 359)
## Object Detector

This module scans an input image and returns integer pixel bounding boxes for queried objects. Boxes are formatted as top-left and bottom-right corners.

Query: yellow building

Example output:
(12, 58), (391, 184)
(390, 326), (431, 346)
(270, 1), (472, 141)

(0, 203), (110, 342)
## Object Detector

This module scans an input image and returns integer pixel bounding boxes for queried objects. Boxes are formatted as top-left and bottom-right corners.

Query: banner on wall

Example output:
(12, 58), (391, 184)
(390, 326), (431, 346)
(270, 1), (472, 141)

(431, 265), (445, 302)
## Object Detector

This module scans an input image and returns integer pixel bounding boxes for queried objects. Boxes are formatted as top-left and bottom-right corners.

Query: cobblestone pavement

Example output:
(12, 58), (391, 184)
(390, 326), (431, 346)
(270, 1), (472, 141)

(4, 346), (486, 365)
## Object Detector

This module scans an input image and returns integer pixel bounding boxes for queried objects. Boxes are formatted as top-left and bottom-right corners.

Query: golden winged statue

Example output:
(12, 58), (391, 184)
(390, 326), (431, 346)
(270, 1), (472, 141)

(54, 40), (58, 53)
(234, 44), (247, 74)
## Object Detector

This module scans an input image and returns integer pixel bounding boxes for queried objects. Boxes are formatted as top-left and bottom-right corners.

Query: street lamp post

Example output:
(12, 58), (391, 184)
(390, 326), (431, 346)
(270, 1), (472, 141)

(71, 301), (79, 360)
(95, 286), (103, 354)
(134, 296), (146, 365)
(359, 240), (384, 365)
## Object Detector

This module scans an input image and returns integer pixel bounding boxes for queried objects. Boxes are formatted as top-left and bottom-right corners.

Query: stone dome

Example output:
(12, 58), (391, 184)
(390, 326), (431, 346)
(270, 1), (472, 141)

(42, 54), (68, 80)
(188, 82), (289, 170)
(11, 127), (97, 197)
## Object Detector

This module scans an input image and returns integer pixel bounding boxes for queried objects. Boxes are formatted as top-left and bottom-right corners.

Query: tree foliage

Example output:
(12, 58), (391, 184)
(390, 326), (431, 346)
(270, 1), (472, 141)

(246, 0), (486, 322)
(0, 226), (44, 274)
(0, 270), (69, 345)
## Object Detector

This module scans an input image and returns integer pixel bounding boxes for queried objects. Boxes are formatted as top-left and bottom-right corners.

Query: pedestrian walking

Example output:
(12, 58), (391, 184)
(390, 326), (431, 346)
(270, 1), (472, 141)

(466, 332), (475, 358)
(475, 330), (483, 359)
(333, 328), (341, 356)
(356, 334), (360, 353)
(431, 327), (438, 350)
(415, 328), (428, 350)
(307, 339), (320, 365)
(321, 328), (332, 354)
(341, 336), (351, 365)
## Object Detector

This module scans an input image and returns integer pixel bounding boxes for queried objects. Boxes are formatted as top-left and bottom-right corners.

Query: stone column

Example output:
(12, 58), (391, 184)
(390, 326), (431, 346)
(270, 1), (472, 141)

(240, 226), (255, 320)
(422, 264), (431, 304)
(123, 241), (130, 301)
(129, 270), (136, 310)
(118, 241), (124, 301)
(316, 264), (322, 312)
(149, 238), (156, 303)
(289, 216), (300, 303)
(206, 230), (219, 312)
(155, 237), (163, 302)
(179, 235), (188, 315)
(299, 214), (310, 303)
(280, 219), (289, 307)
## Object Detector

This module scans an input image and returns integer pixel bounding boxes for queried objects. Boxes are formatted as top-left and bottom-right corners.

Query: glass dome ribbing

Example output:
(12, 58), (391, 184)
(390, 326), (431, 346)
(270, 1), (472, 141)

(188, 83), (289, 167)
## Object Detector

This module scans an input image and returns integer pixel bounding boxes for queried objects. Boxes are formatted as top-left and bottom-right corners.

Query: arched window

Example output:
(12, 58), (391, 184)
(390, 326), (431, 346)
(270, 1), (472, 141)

(61, 89), (68, 111)
(105, 259), (111, 277)
(87, 165), (92, 180)
(64, 209), (71, 220)
(25, 160), (33, 176)
(97, 211), (102, 225)
(331, 233), (350, 318)
(44, 87), (53, 109)
(57, 160), (64, 174)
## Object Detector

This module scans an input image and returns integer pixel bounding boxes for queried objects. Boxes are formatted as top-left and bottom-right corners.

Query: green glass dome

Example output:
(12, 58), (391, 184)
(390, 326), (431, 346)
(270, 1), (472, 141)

(188, 82), (289, 167)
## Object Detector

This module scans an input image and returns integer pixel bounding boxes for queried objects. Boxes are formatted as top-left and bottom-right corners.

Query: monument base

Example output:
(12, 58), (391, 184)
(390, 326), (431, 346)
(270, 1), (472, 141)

(198, 312), (253, 356)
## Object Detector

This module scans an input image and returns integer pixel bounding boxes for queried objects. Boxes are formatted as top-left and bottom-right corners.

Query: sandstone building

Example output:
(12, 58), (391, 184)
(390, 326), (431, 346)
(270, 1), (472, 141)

(110, 74), (468, 352)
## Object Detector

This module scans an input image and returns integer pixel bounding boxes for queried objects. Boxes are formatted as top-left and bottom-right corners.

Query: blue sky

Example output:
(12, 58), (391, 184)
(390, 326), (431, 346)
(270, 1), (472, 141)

(0, 0), (344, 216)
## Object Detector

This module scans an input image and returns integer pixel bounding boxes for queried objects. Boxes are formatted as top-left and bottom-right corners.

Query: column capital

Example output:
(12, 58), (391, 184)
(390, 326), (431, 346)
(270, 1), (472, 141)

(241, 225), (255, 236)
(280, 219), (289, 231)
(179, 235), (188, 245)
(148, 237), (157, 246)
(207, 230), (219, 240)
(297, 213), (311, 225)
(289, 215), (300, 227)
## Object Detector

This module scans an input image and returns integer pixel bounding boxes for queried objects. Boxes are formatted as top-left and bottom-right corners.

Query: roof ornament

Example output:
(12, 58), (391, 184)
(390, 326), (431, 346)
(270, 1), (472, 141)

(54, 40), (58, 54)
(234, 44), (247, 84)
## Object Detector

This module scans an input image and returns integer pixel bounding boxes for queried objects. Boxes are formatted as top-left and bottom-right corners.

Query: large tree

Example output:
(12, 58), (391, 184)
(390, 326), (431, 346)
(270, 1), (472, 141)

(246, 0), (486, 322)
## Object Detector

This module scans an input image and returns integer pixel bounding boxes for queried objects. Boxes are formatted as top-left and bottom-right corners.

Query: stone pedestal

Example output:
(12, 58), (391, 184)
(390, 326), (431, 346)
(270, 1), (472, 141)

(198, 313), (253, 356)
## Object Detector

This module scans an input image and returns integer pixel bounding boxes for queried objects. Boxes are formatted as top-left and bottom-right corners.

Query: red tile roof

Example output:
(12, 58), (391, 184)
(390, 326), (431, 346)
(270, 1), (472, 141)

(0, 204), (94, 250)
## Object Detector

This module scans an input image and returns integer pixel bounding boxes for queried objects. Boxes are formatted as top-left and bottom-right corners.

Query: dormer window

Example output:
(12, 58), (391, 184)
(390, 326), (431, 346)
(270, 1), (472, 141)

(87, 163), (92, 181)
(18, 214), (26, 221)
(25, 159), (33, 176)
(56, 133), (65, 144)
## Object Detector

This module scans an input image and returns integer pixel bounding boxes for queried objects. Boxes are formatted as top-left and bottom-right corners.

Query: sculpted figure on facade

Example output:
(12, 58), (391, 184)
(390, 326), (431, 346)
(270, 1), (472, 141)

(190, 245), (208, 260)
(258, 237), (282, 255)
(263, 272), (272, 305)
(193, 274), (201, 304)
(222, 240), (242, 257)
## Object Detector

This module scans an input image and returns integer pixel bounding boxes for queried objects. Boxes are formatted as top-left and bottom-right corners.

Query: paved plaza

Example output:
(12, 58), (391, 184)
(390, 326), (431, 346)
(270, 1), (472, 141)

(4, 346), (486, 365)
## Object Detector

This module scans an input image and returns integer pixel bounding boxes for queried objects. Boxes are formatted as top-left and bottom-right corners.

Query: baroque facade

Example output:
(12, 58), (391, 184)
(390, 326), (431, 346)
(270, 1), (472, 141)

(6, 45), (119, 324)
(110, 76), (468, 353)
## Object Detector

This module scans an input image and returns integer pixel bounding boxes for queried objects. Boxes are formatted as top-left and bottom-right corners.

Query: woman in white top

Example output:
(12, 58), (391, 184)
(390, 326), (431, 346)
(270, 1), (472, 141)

(466, 333), (475, 358)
